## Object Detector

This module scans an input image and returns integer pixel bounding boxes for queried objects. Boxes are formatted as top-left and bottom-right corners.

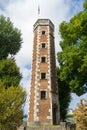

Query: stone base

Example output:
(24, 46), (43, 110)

(27, 121), (51, 127)
(27, 124), (60, 130)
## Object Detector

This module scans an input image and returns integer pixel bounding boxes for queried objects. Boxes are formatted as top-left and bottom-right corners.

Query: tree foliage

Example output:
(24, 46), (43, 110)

(0, 58), (22, 88)
(0, 15), (26, 129)
(83, 0), (87, 9)
(57, 0), (87, 96)
(74, 99), (87, 130)
(57, 68), (71, 121)
(57, 0), (87, 121)
(0, 83), (26, 130)
(0, 15), (22, 60)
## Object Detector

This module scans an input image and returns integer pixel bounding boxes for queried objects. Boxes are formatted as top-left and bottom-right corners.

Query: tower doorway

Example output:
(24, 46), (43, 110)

(53, 105), (58, 125)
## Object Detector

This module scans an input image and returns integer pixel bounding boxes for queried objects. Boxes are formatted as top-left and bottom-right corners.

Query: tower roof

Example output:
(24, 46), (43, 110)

(33, 19), (54, 30)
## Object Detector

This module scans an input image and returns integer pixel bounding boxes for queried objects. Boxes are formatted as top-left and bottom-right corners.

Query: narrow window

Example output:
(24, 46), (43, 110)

(42, 43), (46, 48)
(42, 31), (45, 35)
(41, 57), (46, 63)
(41, 73), (46, 79)
(41, 91), (46, 100)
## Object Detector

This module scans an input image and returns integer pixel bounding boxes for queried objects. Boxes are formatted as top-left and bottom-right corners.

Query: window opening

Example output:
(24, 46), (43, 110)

(41, 73), (46, 79)
(41, 57), (46, 63)
(41, 91), (46, 99)
(42, 43), (46, 48)
(42, 31), (45, 35)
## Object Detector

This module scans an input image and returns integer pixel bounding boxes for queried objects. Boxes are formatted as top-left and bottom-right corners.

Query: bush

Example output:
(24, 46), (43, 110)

(74, 99), (87, 130)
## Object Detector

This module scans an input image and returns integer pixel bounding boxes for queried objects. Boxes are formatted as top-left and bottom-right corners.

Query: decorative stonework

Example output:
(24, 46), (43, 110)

(34, 26), (40, 121)
(47, 26), (53, 123)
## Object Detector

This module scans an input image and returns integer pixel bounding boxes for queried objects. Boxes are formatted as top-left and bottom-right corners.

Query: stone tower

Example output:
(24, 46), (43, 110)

(27, 19), (60, 126)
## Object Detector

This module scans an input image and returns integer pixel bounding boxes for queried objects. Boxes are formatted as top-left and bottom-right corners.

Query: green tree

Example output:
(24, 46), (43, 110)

(0, 83), (26, 130)
(0, 58), (22, 88)
(0, 15), (26, 129)
(0, 15), (22, 60)
(57, 68), (71, 121)
(57, 0), (87, 95)
(57, 0), (87, 120)
(74, 99), (87, 130)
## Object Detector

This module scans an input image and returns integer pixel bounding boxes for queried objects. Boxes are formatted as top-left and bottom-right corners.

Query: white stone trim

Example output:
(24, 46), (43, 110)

(27, 33), (34, 124)
(33, 26), (40, 121)
(47, 26), (53, 124)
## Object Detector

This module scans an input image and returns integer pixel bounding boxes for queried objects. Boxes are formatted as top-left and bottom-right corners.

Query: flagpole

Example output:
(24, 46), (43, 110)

(38, 5), (40, 19)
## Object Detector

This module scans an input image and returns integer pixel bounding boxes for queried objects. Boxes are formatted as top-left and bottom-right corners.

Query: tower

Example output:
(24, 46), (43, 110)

(28, 19), (60, 126)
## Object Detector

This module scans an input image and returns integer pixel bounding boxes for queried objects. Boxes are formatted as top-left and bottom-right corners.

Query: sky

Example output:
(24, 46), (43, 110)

(0, 0), (87, 115)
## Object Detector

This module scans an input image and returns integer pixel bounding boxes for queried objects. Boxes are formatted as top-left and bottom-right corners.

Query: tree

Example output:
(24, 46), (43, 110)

(0, 58), (22, 88)
(0, 15), (26, 129)
(57, 0), (87, 96)
(57, 0), (87, 120)
(74, 99), (87, 130)
(0, 15), (22, 60)
(0, 83), (26, 130)
(57, 68), (71, 121)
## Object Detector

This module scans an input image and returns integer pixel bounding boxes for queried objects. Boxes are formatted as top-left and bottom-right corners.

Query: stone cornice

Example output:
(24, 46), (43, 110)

(33, 19), (54, 31)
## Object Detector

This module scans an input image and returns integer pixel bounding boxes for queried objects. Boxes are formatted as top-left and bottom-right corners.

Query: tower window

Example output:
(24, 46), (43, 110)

(41, 57), (46, 63)
(41, 73), (46, 79)
(42, 43), (46, 48)
(40, 91), (46, 100)
(42, 31), (45, 35)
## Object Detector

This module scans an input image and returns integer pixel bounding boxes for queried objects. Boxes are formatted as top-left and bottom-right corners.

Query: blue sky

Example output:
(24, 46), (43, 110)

(0, 0), (86, 114)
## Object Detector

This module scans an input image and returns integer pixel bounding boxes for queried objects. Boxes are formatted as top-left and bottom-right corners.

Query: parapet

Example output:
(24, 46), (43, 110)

(33, 19), (54, 30)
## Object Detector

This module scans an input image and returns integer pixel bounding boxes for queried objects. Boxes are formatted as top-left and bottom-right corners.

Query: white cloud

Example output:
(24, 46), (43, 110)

(0, 0), (85, 114)
(2, 0), (72, 84)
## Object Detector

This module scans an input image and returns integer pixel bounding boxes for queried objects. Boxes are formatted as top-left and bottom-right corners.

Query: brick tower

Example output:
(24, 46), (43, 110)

(27, 19), (60, 126)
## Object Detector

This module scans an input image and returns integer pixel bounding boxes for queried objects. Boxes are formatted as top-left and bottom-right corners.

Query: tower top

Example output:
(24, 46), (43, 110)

(33, 19), (54, 31)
